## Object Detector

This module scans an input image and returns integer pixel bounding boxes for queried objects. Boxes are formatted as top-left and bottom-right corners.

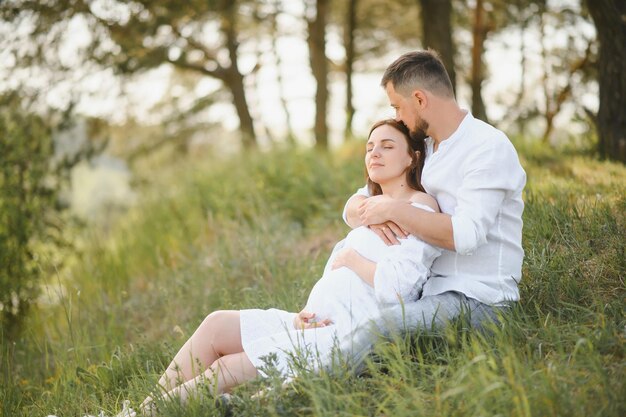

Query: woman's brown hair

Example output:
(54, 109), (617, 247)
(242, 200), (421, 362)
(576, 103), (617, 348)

(366, 119), (426, 196)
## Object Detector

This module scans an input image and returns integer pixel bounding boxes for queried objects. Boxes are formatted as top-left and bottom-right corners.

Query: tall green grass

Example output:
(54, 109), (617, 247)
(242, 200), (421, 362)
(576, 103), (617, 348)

(1, 143), (624, 416)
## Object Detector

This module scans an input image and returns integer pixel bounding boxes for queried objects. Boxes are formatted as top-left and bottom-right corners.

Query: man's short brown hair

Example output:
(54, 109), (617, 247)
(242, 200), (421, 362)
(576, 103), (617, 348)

(381, 50), (454, 99)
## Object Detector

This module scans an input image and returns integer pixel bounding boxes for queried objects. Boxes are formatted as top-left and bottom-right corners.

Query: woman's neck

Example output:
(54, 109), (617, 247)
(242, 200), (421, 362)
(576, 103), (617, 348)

(380, 177), (417, 200)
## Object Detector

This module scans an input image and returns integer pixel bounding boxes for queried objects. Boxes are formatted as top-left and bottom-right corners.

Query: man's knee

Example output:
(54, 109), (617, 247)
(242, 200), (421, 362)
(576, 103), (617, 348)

(378, 293), (461, 334)
(468, 302), (513, 333)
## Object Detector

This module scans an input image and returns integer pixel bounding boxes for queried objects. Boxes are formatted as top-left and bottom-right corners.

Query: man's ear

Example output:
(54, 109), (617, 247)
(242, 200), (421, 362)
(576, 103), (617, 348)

(413, 90), (428, 108)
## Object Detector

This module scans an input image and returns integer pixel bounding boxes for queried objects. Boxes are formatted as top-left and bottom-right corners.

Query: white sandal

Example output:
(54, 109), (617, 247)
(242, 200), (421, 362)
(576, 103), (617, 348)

(114, 400), (137, 417)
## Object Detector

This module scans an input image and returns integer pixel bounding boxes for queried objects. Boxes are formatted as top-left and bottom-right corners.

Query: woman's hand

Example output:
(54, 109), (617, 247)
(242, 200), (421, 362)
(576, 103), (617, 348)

(293, 310), (331, 330)
(332, 248), (376, 287)
(369, 221), (407, 245)
(331, 247), (359, 270)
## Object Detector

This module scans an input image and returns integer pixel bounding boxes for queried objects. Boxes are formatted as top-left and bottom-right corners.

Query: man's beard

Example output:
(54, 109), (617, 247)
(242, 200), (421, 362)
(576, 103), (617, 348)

(410, 117), (429, 141)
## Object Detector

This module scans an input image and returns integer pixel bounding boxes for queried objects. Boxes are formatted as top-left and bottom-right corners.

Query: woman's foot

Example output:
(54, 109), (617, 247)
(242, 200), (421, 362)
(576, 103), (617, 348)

(114, 400), (137, 417)
(139, 397), (158, 417)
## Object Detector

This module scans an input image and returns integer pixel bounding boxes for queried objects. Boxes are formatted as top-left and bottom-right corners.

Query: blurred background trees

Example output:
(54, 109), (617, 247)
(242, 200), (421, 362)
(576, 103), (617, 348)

(0, 0), (624, 335)
(0, 93), (105, 336)
(585, 0), (626, 162)
(2, 0), (620, 157)
(0, 93), (56, 336)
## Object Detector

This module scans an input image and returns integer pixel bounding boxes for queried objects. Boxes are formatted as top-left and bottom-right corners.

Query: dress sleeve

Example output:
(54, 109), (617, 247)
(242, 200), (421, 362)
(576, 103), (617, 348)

(373, 218), (442, 304)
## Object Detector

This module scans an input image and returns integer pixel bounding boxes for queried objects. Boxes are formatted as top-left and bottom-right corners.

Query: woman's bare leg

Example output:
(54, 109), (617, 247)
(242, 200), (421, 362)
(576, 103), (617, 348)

(164, 352), (258, 402)
(154, 310), (246, 392)
(139, 352), (257, 415)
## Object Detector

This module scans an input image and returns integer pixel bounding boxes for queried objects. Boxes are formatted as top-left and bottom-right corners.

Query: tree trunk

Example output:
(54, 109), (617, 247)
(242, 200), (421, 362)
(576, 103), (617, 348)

(539, 11), (553, 143)
(585, 0), (626, 162)
(344, 0), (358, 140)
(419, 0), (456, 93)
(251, 40), (274, 146)
(270, 0), (296, 145)
(223, 3), (257, 149)
(470, 0), (489, 122)
(514, 15), (528, 136)
(307, 0), (329, 149)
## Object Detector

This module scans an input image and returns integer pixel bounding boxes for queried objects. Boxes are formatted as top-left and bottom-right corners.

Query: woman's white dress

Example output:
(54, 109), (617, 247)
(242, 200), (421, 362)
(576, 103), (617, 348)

(239, 203), (440, 377)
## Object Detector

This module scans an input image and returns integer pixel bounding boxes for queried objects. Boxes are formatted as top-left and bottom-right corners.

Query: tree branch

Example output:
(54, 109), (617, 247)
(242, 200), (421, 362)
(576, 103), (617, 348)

(170, 24), (221, 66)
(166, 56), (227, 81)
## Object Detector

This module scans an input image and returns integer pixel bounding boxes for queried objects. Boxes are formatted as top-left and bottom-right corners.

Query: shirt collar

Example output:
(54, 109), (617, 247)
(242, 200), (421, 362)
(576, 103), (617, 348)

(438, 110), (472, 150)
(424, 111), (472, 156)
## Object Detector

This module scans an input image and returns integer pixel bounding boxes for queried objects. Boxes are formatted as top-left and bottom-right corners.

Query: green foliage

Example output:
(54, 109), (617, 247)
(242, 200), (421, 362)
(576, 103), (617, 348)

(0, 93), (57, 335)
(0, 93), (105, 338)
(1, 142), (624, 416)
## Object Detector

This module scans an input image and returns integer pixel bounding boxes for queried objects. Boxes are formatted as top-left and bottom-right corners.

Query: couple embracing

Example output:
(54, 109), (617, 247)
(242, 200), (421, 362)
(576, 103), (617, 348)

(133, 49), (526, 415)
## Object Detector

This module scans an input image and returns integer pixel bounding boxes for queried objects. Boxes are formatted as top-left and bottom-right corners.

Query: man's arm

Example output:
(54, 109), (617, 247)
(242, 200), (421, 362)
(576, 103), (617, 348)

(358, 196), (455, 251)
(358, 139), (521, 253)
(388, 203), (455, 250)
(345, 194), (408, 245)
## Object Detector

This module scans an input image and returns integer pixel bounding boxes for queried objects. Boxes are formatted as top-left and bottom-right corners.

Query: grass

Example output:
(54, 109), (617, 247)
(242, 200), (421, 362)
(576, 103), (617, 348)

(1, 140), (624, 417)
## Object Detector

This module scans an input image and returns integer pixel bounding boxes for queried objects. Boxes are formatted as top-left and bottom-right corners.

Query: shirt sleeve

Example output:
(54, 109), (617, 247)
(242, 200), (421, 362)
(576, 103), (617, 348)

(341, 185), (370, 225)
(451, 137), (526, 255)
(373, 237), (441, 304)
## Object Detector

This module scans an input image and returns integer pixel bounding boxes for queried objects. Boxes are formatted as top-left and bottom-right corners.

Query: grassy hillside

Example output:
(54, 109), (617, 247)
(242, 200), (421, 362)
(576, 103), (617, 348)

(1, 142), (624, 417)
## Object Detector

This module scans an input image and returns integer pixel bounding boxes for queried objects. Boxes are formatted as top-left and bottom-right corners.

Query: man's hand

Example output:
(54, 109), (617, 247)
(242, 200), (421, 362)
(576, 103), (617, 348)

(293, 310), (331, 330)
(357, 195), (408, 245)
(358, 194), (399, 225)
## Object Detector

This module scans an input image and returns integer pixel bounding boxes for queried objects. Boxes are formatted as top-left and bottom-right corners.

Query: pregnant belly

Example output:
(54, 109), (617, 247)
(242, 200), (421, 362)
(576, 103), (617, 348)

(305, 268), (375, 325)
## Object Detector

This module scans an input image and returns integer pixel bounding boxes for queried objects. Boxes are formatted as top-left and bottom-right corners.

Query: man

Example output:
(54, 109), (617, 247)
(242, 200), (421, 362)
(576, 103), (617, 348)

(338, 50), (526, 365)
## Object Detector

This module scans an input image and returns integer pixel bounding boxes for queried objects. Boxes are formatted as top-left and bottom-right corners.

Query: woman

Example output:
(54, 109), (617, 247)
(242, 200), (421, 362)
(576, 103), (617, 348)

(137, 119), (440, 414)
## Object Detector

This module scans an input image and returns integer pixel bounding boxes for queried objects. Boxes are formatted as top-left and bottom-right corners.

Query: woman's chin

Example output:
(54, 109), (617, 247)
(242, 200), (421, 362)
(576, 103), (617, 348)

(369, 175), (388, 185)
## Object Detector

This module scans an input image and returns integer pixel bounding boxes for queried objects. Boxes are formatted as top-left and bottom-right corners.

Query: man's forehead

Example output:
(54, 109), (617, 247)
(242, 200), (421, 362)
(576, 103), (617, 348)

(385, 83), (403, 101)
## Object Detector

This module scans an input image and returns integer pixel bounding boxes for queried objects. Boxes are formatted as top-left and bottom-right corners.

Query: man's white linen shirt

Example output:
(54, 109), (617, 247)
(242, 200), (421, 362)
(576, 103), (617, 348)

(344, 112), (526, 306)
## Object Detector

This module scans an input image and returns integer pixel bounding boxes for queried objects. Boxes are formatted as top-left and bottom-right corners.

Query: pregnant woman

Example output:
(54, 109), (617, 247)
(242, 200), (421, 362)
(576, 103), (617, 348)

(137, 119), (441, 414)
